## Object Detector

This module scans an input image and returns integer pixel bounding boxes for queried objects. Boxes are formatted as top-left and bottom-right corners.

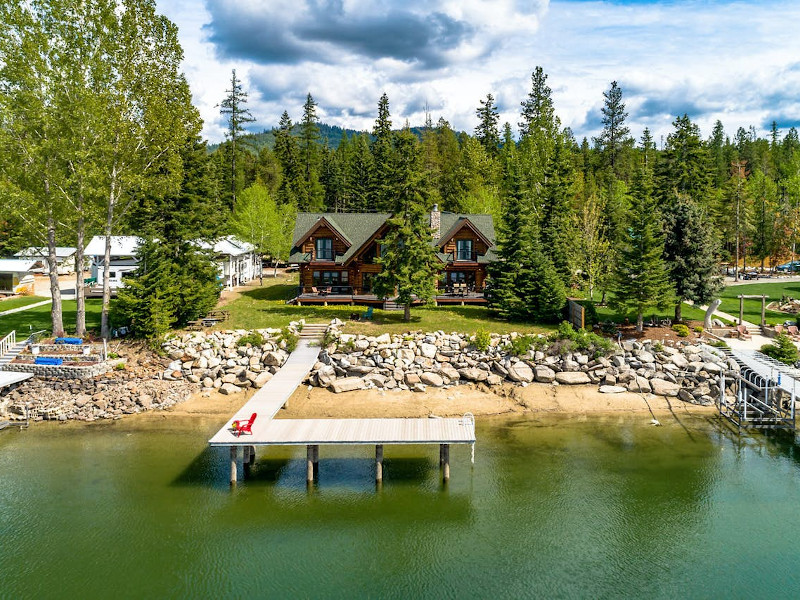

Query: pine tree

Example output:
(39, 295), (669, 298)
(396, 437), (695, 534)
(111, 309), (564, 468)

(372, 129), (437, 321)
(274, 111), (301, 205)
(298, 93), (324, 210)
(118, 137), (222, 337)
(220, 69), (255, 208)
(656, 114), (710, 207)
(663, 196), (722, 322)
(475, 93), (500, 156)
(372, 93), (395, 211)
(347, 133), (375, 211)
(610, 163), (673, 332)
(519, 67), (558, 139)
(539, 140), (576, 287)
(595, 81), (632, 177)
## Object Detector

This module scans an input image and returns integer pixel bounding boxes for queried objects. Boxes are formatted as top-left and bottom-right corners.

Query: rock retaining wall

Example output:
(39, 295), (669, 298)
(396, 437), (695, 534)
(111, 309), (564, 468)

(308, 326), (733, 405)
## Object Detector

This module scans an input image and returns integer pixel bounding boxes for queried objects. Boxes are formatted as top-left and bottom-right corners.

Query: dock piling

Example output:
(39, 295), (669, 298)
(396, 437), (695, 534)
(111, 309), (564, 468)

(376, 444), (384, 483)
(441, 444), (450, 481)
(306, 445), (315, 483)
(230, 446), (238, 485)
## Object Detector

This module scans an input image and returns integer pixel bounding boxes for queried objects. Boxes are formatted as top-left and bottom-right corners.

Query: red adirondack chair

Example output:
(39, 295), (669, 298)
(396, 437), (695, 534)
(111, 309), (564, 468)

(231, 413), (257, 437)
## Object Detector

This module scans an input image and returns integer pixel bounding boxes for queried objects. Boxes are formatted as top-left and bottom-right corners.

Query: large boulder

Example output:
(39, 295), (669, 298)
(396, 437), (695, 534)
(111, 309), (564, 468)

(669, 354), (689, 369)
(330, 377), (365, 393)
(315, 365), (336, 387)
(458, 367), (488, 382)
(650, 378), (680, 397)
(419, 343), (438, 359)
(599, 385), (627, 394)
(507, 362), (534, 383)
(262, 351), (284, 366)
(420, 372), (444, 387)
(254, 371), (273, 388)
(534, 365), (556, 383)
(219, 383), (242, 395)
(626, 376), (651, 393)
(555, 371), (591, 385)
(439, 364), (460, 381)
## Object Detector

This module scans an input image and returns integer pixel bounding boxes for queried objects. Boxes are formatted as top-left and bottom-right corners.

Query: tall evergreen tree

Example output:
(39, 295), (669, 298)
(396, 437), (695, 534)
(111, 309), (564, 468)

(372, 129), (437, 321)
(371, 93), (395, 211)
(298, 93), (324, 210)
(539, 141), (576, 287)
(475, 93), (500, 156)
(117, 137), (222, 337)
(519, 66), (558, 140)
(610, 163), (673, 331)
(220, 69), (255, 209)
(656, 114), (710, 206)
(346, 133), (375, 211)
(595, 81), (632, 177)
(274, 111), (301, 205)
(663, 196), (722, 322)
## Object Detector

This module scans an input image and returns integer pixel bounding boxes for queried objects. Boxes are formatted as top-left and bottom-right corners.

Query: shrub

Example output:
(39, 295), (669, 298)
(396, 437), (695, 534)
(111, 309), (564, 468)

(279, 327), (298, 353)
(710, 339), (729, 349)
(581, 301), (600, 326)
(672, 324), (690, 337)
(760, 334), (799, 365)
(509, 335), (535, 357)
(693, 326), (704, 333)
(652, 341), (664, 353)
(237, 332), (264, 347)
(114, 362), (126, 371)
(107, 352), (119, 359)
(474, 329), (491, 353)
(322, 330), (337, 347)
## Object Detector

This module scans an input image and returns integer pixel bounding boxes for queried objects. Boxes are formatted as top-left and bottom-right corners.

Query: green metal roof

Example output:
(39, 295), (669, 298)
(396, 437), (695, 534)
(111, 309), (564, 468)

(289, 212), (392, 264)
(289, 211), (495, 265)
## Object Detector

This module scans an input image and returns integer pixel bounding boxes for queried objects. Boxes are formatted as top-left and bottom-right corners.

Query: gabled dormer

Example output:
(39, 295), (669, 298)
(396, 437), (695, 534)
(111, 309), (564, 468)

(294, 216), (352, 263)
(434, 214), (494, 263)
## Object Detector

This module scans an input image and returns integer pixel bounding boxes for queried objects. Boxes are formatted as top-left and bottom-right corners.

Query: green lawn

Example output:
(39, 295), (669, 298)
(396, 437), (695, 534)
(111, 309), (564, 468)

(0, 295), (49, 312)
(220, 276), (557, 336)
(718, 281), (800, 325)
(592, 301), (709, 325)
(0, 299), (103, 338)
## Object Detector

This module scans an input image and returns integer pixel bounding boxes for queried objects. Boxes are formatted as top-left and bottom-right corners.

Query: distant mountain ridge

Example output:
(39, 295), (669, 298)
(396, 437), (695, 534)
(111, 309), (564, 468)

(208, 123), (457, 153)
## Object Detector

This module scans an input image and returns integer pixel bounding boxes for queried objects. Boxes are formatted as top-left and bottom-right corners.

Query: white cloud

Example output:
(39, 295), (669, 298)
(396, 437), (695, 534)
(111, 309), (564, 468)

(157, 0), (800, 143)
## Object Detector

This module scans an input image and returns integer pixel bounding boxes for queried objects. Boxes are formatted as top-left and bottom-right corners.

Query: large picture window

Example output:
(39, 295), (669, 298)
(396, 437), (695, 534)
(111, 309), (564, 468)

(315, 238), (333, 261)
(312, 270), (348, 288)
(456, 239), (473, 261)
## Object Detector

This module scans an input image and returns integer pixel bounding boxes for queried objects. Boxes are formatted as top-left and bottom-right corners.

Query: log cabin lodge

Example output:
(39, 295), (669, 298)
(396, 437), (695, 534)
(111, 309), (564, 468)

(288, 206), (496, 306)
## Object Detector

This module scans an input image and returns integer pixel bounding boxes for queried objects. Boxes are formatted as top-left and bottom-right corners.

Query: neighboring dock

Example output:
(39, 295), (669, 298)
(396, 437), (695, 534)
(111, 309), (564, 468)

(208, 323), (476, 485)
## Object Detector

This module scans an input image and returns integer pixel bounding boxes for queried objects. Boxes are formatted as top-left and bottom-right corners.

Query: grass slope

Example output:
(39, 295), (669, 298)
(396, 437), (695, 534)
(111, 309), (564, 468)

(718, 281), (800, 325)
(0, 299), (103, 338)
(0, 296), (49, 312)
(221, 278), (556, 336)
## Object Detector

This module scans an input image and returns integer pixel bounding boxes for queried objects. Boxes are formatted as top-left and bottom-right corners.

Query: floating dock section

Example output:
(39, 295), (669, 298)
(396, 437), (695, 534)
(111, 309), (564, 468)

(209, 326), (476, 485)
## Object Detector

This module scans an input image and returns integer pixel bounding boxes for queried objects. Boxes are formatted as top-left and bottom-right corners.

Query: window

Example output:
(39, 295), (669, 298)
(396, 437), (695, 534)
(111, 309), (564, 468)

(313, 270), (348, 286)
(315, 238), (333, 261)
(362, 272), (375, 292)
(456, 239), (473, 261)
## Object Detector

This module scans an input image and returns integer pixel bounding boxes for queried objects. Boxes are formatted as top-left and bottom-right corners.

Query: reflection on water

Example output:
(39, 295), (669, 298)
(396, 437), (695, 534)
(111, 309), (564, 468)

(2, 414), (800, 598)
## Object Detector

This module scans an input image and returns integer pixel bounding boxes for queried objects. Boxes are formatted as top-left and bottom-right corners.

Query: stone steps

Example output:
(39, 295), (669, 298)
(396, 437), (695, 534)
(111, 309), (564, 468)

(0, 342), (27, 369)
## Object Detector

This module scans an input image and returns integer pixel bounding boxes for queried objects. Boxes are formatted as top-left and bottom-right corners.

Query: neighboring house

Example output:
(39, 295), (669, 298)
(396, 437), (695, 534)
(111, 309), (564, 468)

(288, 206), (496, 306)
(83, 236), (142, 290)
(14, 247), (79, 275)
(198, 236), (259, 290)
(0, 259), (37, 295)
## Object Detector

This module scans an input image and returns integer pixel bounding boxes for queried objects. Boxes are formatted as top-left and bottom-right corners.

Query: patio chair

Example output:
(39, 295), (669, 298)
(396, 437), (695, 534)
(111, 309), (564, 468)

(775, 324), (785, 336)
(736, 324), (752, 340)
(788, 325), (800, 341)
(363, 306), (374, 321)
(231, 413), (257, 437)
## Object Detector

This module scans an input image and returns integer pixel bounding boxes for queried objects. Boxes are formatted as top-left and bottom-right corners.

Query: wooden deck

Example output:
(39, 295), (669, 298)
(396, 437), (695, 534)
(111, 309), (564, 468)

(293, 292), (487, 306)
(208, 332), (476, 485)
(209, 417), (475, 447)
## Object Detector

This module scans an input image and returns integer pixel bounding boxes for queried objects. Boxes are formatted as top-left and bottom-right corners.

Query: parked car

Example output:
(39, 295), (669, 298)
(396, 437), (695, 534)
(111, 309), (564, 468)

(775, 261), (800, 272)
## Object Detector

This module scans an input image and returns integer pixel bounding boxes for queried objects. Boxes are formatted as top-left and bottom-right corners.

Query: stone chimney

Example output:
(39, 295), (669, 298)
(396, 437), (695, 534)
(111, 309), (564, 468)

(430, 204), (441, 239)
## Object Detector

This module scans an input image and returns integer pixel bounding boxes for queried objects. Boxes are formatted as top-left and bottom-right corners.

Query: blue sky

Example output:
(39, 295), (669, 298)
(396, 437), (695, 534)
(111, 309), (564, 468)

(157, 0), (800, 144)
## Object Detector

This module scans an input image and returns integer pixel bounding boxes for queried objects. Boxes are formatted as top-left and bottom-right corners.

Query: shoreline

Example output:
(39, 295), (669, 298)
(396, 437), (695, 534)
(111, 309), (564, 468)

(136, 381), (717, 423)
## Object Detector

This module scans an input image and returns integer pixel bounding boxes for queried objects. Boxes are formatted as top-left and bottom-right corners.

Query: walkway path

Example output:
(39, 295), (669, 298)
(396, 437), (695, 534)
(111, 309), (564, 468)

(0, 299), (51, 317)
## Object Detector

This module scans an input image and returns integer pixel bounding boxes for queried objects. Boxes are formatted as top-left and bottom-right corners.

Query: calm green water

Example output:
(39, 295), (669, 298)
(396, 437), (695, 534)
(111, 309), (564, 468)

(2, 413), (800, 599)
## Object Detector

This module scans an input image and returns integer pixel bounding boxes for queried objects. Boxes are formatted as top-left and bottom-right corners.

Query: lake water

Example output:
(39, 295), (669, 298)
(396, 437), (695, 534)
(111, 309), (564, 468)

(2, 413), (800, 599)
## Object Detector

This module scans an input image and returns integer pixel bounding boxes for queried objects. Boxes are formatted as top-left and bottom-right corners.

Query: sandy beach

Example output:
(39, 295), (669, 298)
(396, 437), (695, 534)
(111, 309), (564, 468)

(153, 382), (717, 422)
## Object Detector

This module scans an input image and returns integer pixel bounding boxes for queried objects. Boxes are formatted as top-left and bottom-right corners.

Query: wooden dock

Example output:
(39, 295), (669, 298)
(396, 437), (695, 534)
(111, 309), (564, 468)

(208, 327), (476, 485)
(0, 371), (33, 389)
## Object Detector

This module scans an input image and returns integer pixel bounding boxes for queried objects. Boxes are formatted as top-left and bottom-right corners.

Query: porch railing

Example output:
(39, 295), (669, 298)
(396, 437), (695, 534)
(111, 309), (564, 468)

(0, 330), (16, 359)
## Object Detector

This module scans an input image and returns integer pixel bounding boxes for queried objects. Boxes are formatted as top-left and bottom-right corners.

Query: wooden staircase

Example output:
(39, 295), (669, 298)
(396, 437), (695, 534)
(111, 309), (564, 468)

(0, 331), (27, 369)
(298, 323), (328, 340)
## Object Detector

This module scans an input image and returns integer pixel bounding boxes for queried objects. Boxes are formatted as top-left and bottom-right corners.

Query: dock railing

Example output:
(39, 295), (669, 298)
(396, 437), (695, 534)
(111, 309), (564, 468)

(0, 331), (16, 359)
